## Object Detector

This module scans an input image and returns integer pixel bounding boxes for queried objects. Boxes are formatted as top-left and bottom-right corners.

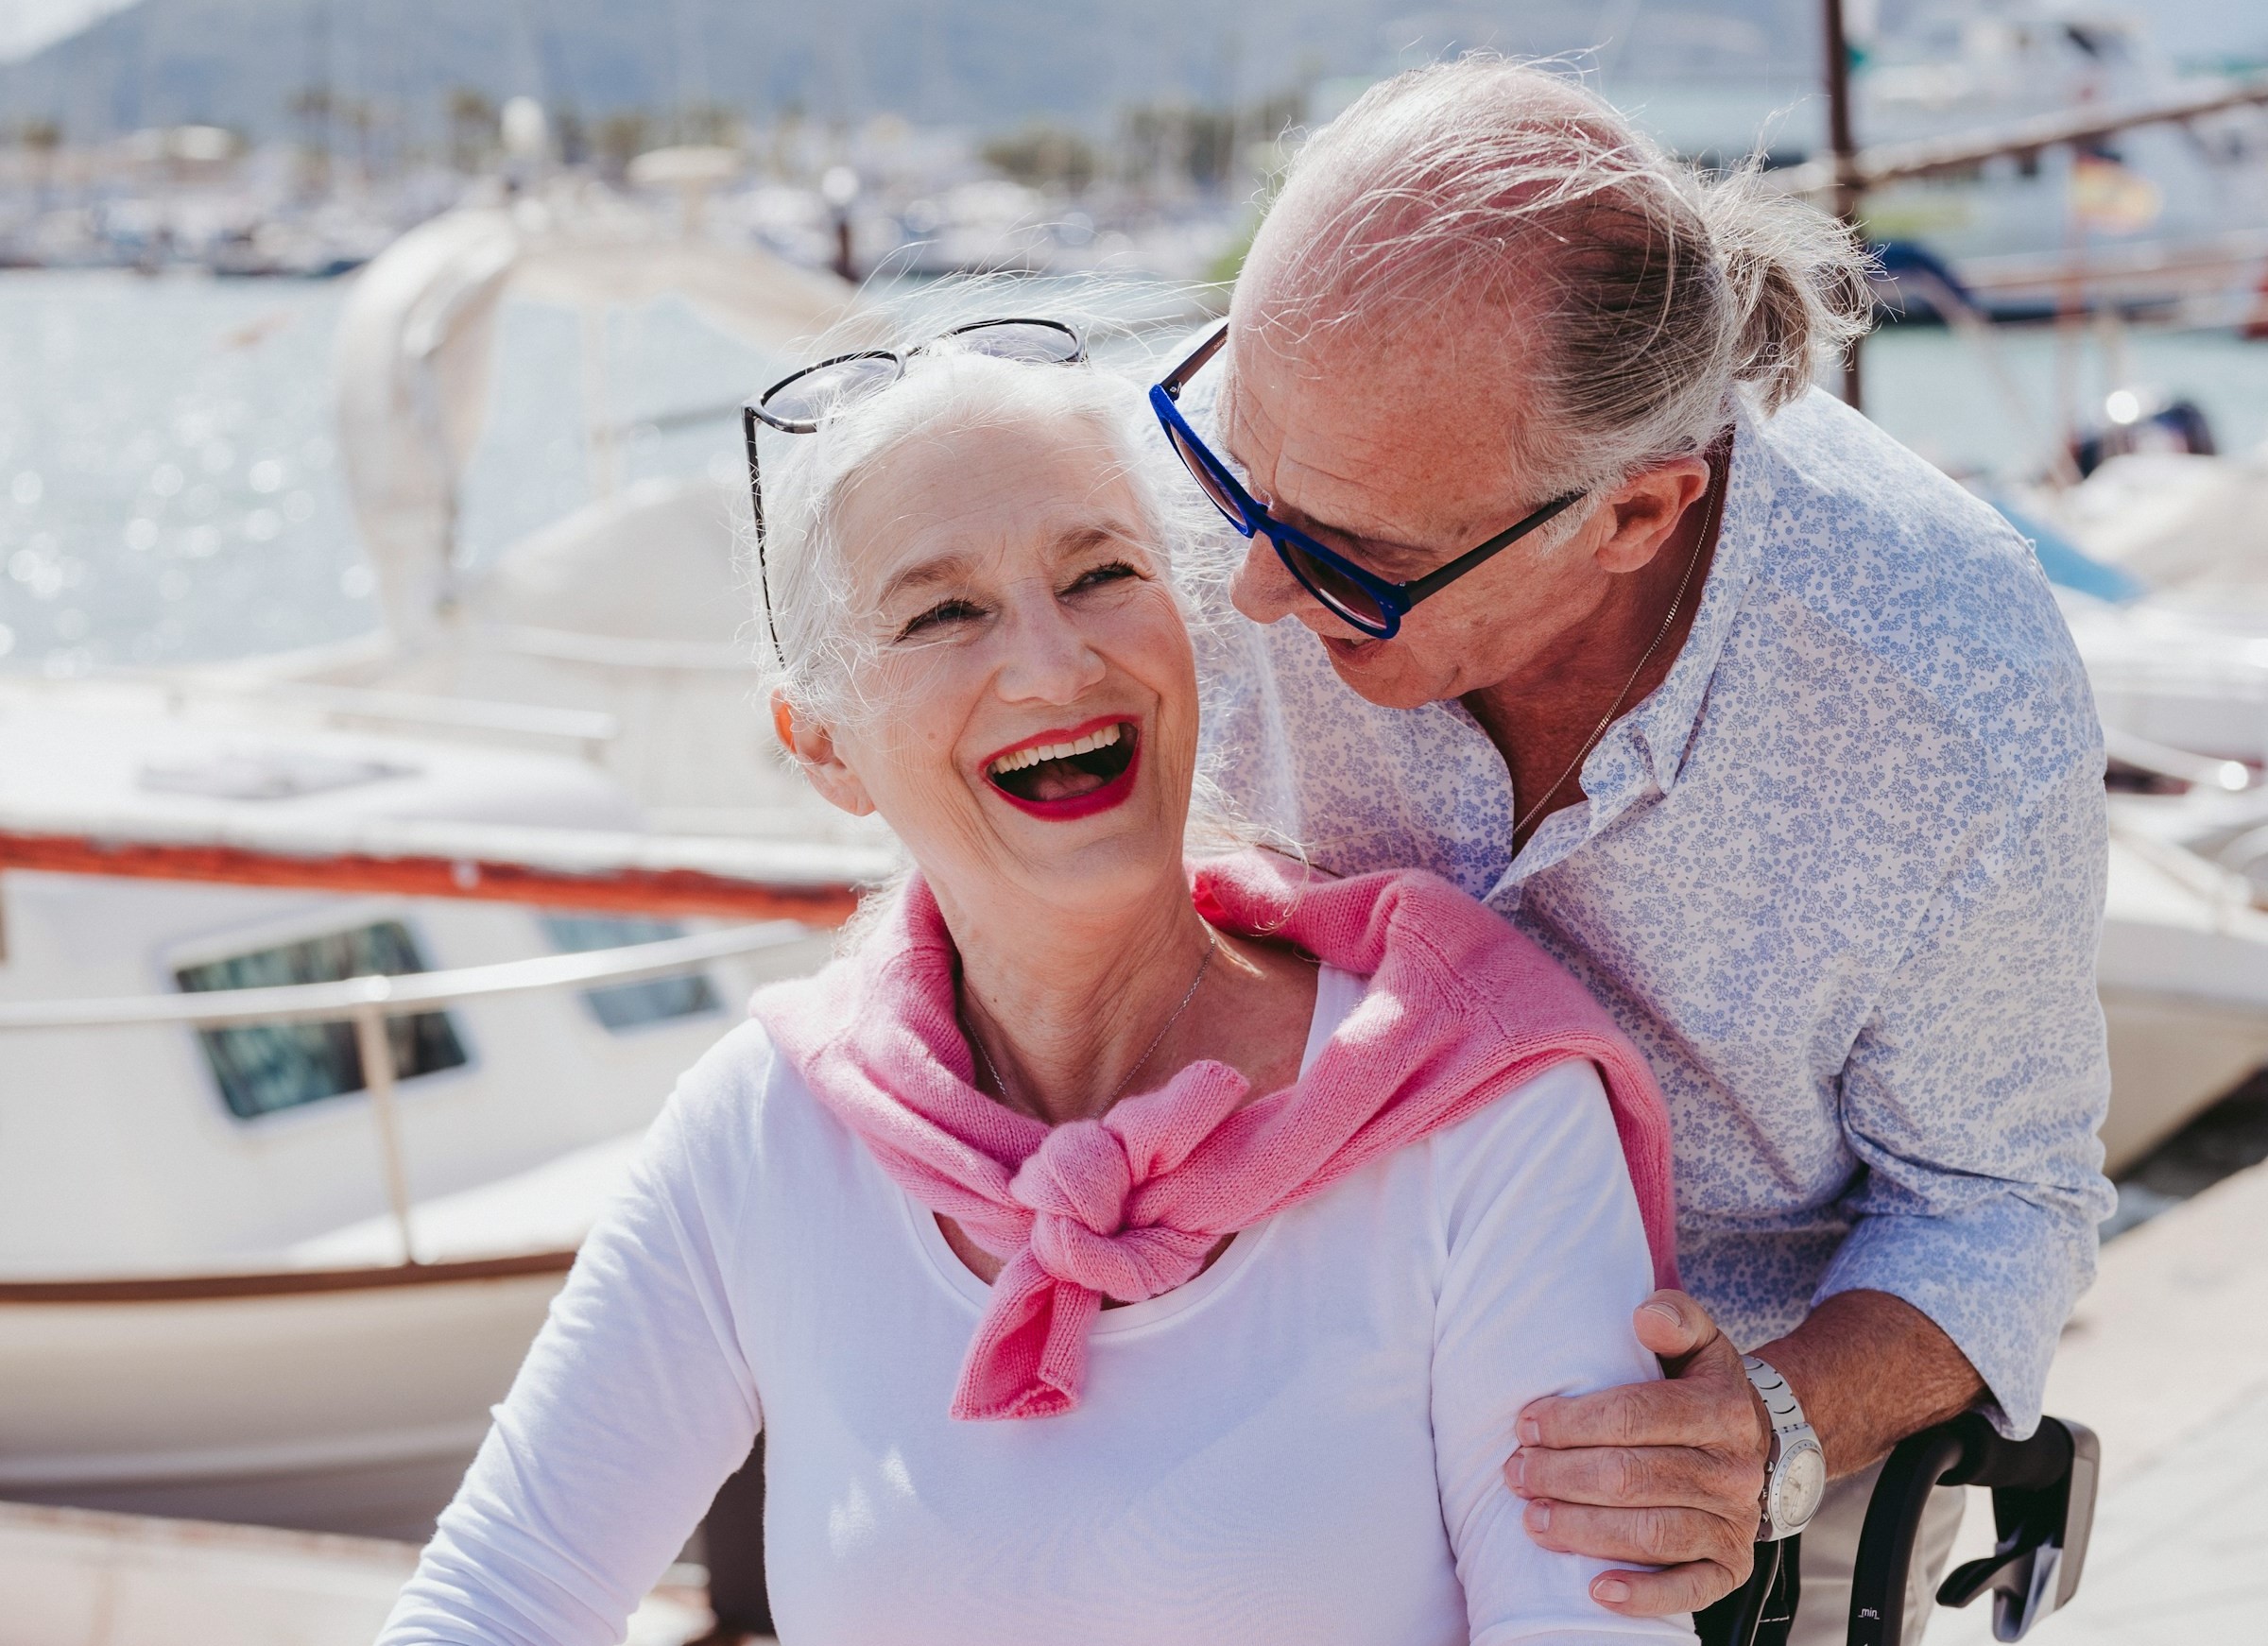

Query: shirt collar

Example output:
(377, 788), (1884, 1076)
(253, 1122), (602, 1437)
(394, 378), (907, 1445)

(1601, 404), (1770, 804)
(1488, 403), (1771, 889)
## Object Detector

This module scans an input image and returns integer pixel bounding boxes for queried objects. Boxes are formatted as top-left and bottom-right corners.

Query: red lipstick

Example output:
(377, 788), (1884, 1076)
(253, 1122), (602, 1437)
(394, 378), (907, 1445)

(975, 713), (1130, 773)
(979, 715), (1142, 821)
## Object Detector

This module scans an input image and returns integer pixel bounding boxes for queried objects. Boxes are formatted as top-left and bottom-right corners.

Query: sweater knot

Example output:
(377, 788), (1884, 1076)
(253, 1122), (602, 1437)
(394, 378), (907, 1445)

(1010, 1120), (1194, 1303)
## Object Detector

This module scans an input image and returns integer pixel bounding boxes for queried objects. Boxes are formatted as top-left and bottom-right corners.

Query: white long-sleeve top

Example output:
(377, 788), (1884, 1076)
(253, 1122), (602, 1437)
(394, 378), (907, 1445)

(382, 968), (1695, 1646)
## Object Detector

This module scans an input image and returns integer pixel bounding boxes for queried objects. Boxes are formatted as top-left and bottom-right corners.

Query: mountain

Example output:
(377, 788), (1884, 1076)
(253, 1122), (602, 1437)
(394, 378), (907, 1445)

(0, 0), (1828, 145)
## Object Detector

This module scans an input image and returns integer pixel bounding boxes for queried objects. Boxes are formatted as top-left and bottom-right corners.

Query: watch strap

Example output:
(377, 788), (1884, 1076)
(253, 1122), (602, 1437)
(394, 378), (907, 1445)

(1743, 1354), (1807, 1439)
(1743, 1354), (1824, 1540)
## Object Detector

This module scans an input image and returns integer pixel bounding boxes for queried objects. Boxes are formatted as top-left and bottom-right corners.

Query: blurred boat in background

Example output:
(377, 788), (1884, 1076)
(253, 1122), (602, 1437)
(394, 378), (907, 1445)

(1983, 428), (2268, 1170)
(2097, 826), (2268, 1171)
(0, 676), (871, 1537)
(177, 171), (911, 838)
(0, 150), (904, 1546)
(1855, 4), (2268, 317)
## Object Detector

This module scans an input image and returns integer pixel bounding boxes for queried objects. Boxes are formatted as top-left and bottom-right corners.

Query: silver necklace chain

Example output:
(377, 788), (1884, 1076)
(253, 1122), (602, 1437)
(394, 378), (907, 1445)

(964, 932), (1221, 1119)
(1511, 454), (1727, 844)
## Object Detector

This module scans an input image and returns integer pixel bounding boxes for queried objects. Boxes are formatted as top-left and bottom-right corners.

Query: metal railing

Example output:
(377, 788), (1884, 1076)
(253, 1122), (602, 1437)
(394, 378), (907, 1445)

(244, 680), (623, 756)
(0, 920), (821, 1266)
(480, 624), (757, 673)
(1774, 72), (2268, 198)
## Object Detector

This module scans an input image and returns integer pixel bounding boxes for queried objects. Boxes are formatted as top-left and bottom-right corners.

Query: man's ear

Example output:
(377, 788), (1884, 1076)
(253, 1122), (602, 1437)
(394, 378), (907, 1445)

(772, 693), (876, 817)
(1593, 457), (1711, 575)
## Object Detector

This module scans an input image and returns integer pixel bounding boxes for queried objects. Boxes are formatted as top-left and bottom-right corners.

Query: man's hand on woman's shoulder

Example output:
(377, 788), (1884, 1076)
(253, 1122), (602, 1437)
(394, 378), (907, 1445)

(1503, 1290), (1768, 1616)
(1506, 1286), (1988, 1616)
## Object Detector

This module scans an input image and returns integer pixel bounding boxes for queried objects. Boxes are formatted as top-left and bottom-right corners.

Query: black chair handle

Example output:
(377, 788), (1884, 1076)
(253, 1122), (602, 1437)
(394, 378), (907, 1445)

(1693, 1534), (1801, 1646)
(1849, 1412), (2099, 1646)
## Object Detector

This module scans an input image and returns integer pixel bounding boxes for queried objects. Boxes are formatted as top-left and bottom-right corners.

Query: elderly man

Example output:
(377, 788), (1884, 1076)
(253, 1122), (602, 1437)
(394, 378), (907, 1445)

(1160, 59), (2115, 1644)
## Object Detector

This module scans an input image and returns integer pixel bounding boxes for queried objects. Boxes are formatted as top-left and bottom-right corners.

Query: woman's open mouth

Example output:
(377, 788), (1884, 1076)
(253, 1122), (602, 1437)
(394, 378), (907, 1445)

(982, 717), (1141, 819)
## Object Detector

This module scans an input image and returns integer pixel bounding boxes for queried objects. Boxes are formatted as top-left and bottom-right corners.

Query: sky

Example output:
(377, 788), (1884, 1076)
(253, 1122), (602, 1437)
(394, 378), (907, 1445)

(0, 0), (2259, 68)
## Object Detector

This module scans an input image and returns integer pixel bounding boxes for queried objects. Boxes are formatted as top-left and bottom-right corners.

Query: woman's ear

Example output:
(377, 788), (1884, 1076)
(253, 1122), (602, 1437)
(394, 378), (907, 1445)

(772, 692), (876, 817)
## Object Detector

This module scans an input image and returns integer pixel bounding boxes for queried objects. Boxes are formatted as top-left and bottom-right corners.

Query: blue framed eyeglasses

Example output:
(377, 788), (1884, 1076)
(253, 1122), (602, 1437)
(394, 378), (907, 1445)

(1149, 321), (1587, 639)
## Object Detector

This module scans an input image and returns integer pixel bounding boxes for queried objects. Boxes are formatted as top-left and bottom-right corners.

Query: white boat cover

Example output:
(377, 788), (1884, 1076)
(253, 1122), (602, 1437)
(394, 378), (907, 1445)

(2062, 444), (2268, 602)
(334, 189), (854, 651)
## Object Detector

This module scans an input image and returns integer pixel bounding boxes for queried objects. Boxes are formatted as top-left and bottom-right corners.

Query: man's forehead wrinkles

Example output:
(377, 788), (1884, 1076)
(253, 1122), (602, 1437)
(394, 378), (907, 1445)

(1268, 447), (1428, 549)
(1223, 317), (1543, 577)
(1268, 406), (1476, 542)
(1228, 369), (1404, 519)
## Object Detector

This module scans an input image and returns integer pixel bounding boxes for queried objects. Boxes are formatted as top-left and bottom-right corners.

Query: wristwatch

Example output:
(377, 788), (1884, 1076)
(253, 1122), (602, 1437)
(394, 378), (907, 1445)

(1743, 1354), (1827, 1540)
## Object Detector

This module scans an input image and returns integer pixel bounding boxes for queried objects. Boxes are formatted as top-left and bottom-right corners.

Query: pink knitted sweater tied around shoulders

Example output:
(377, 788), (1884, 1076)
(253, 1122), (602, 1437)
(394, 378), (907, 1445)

(749, 849), (1678, 1422)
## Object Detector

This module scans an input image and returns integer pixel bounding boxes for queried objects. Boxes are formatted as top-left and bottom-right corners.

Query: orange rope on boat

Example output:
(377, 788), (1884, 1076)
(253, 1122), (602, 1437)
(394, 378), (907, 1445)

(0, 828), (864, 925)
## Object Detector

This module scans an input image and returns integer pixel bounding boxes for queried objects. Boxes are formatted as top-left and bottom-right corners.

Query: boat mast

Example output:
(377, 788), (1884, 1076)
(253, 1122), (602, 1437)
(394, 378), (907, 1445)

(1822, 0), (1864, 410)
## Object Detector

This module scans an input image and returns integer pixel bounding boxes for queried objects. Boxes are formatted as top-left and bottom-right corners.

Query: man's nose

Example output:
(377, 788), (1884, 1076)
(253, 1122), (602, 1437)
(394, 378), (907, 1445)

(1229, 536), (1369, 640)
(1228, 537), (1305, 625)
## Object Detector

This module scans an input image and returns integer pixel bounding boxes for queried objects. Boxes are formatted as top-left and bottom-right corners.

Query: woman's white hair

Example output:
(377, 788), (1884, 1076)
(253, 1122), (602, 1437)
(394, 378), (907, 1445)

(746, 282), (1272, 880)
(1248, 55), (1875, 504)
(754, 316), (1213, 728)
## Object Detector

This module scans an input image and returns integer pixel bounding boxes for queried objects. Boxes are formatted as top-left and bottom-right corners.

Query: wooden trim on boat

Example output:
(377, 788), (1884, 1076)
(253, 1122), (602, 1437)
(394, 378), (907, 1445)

(1776, 72), (2268, 197)
(0, 1249), (578, 1304)
(0, 828), (862, 924)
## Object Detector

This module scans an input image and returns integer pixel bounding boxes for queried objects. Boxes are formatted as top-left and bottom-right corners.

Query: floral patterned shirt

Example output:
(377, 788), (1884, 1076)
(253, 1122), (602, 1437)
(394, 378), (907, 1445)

(1186, 380), (2115, 1434)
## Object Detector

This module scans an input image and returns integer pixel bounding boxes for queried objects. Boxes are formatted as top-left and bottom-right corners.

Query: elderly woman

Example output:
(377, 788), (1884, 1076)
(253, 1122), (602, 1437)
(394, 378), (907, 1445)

(379, 322), (1690, 1646)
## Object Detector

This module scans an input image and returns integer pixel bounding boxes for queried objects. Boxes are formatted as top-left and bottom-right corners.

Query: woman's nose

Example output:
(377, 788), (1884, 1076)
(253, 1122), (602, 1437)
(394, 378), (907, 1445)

(996, 603), (1107, 704)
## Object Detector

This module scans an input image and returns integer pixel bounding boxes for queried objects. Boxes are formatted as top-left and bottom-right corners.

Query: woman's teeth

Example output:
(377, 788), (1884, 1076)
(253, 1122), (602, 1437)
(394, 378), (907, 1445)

(988, 722), (1124, 778)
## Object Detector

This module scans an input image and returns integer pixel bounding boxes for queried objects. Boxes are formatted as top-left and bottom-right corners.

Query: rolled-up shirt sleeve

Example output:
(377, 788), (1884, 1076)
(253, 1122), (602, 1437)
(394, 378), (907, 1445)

(1818, 759), (2115, 1436)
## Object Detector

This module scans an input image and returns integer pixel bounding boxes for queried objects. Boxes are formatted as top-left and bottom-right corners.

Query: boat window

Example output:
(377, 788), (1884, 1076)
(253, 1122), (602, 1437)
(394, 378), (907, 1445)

(541, 913), (721, 1033)
(176, 921), (468, 1121)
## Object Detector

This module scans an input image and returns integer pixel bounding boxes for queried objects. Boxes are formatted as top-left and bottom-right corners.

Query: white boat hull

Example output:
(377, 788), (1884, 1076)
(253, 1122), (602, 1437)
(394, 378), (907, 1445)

(2100, 986), (2268, 1173)
(2098, 833), (2268, 1173)
(0, 1259), (570, 1541)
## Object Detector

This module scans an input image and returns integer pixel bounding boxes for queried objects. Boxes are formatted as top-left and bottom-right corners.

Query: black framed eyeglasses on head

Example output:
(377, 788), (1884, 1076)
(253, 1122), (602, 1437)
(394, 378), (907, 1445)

(742, 317), (1089, 666)
(1147, 320), (1587, 640)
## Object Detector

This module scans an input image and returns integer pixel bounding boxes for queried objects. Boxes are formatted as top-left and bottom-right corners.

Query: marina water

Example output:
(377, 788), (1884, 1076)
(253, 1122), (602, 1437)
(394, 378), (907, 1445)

(8, 266), (2268, 678)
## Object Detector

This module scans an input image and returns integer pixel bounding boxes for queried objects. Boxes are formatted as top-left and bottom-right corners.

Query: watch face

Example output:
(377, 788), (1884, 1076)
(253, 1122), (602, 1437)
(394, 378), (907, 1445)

(1779, 1445), (1828, 1529)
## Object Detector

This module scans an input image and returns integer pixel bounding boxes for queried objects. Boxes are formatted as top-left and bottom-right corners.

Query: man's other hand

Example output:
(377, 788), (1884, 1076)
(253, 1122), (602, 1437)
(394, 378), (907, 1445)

(1503, 1290), (1766, 1617)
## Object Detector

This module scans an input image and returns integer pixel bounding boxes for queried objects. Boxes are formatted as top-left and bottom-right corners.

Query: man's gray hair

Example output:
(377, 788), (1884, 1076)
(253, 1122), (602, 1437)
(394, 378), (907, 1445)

(1250, 57), (1874, 497)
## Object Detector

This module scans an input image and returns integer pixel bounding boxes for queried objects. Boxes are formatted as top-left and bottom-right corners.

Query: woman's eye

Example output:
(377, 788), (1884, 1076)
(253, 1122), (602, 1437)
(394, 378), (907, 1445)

(1066, 560), (1141, 594)
(895, 599), (986, 641)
